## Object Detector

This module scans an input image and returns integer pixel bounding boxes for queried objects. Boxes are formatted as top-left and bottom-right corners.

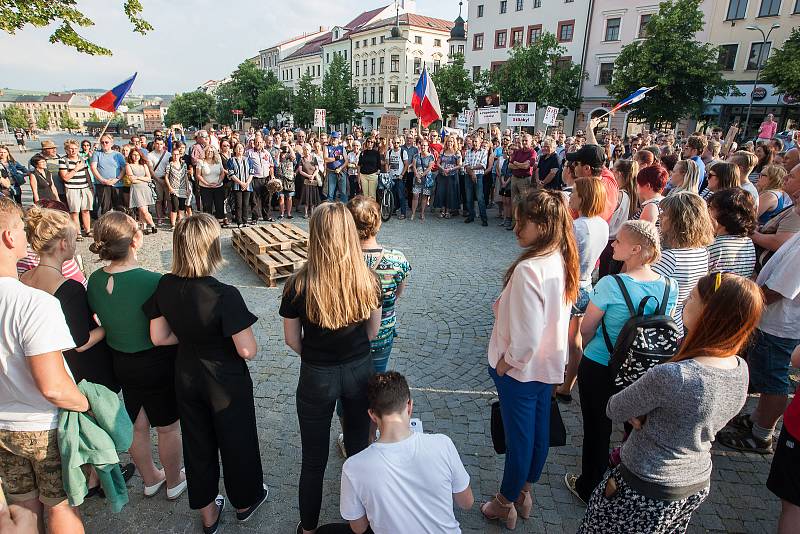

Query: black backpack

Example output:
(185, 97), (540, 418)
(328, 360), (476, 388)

(601, 275), (680, 389)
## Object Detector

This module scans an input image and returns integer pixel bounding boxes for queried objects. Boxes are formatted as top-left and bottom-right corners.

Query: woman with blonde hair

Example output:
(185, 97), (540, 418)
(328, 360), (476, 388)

(198, 146), (227, 226)
(669, 158), (701, 195)
(756, 164), (790, 225)
(145, 214), (266, 532)
(87, 212), (185, 502)
(126, 148), (157, 234)
(437, 136), (463, 218)
(280, 202), (381, 534)
(482, 190), (580, 529)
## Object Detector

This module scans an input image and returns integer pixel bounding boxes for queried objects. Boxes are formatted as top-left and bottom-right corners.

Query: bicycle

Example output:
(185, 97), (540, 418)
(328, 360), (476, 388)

(377, 172), (395, 222)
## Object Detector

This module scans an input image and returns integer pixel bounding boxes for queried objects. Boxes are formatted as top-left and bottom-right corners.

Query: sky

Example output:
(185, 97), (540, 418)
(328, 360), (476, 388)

(0, 0), (462, 95)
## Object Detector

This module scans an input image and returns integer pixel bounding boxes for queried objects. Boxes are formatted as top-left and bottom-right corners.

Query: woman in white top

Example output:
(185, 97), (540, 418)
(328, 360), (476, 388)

(481, 189), (579, 530)
(668, 158), (701, 195)
(197, 146), (227, 226)
(126, 148), (157, 234)
(555, 177), (609, 402)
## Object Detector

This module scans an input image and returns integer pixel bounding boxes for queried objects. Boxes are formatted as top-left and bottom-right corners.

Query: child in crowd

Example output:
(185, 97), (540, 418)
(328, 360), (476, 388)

(707, 188), (757, 277)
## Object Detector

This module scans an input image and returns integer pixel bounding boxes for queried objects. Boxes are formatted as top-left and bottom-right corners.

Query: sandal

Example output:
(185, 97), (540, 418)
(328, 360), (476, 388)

(718, 429), (773, 454)
(266, 217), (275, 222)
(515, 489), (532, 520)
(76, 235), (84, 242)
(480, 494), (517, 530)
(725, 413), (753, 432)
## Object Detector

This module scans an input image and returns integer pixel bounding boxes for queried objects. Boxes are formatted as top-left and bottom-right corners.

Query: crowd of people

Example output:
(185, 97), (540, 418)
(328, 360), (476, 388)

(0, 114), (799, 534)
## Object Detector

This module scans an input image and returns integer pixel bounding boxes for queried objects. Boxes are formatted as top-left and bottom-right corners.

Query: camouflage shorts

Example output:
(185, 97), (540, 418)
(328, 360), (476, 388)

(0, 429), (67, 506)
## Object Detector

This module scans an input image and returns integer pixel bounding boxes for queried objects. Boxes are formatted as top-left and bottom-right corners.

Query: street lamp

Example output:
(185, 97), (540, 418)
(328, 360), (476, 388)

(742, 23), (779, 140)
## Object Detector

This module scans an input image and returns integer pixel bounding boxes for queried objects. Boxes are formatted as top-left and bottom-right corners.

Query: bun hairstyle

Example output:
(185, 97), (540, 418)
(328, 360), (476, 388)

(620, 220), (661, 264)
(347, 195), (381, 240)
(24, 205), (76, 254)
(89, 212), (139, 261)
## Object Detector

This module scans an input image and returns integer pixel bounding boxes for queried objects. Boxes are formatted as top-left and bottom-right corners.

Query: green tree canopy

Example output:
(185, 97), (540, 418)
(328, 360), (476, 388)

(36, 111), (49, 130)
(257, 85), (291, 127)
(432, 54), (474, 122)
(165, 91), (215, 128)
(292, 74), (321, 129)
(493, 33), (586, 112)
(2, 105), (29, 129)
(59, 110), (79, 131)
(0, 0), (152, 55)
(761, 27), (800, 99)
(472, 69), (498, 104)
(607, 0), (736, 126)
(215, 61), (269, 125)
(88, 111), (101, 122)
(321, 53), (360, 128)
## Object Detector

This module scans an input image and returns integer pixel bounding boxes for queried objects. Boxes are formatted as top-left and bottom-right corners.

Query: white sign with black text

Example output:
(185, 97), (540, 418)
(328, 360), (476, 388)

(507, 102), (537, 126)
(542, 106), (560, 126)
(313, 108), (326, 128)
(477, 106), (502, 125)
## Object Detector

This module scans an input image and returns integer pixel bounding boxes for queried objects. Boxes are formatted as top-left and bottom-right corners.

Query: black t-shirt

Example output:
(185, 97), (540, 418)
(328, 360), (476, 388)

(358, 149), (381, 175)
(182, 154), (195, 181)
(279, 283), (371, 365)
(537, 153), (562, 189)
(143, 274), (258, 363)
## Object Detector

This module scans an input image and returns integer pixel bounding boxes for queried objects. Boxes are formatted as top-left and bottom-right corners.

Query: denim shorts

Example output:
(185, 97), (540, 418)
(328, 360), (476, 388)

(571, 286), (591, 318)
(747, 329), (800, 395)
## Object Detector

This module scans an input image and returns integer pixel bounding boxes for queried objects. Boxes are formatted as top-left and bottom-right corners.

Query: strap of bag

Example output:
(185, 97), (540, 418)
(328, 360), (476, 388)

(154, 151), (167, 173)
(601, 275), (636, 355)
(657, 277), (672, 315)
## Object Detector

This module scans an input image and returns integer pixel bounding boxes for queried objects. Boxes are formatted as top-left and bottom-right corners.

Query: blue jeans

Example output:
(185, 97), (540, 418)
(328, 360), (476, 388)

(747, 329), (800, 395)
(489, 366), (552, 502)
(391, 178), (408, 215)
(327, 171), (347, 203)
(465, 174), (487, 220)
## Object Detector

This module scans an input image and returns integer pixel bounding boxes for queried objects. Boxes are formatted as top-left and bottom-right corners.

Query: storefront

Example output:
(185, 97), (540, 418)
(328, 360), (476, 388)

(705, 83), (800, 138)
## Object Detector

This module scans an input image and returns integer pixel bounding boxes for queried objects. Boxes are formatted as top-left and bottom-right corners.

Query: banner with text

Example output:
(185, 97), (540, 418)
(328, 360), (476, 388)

(477, 106), (502, 125)
(542, 106), (560, 126)
(457, 110), (475, 130)
(507, 102), (537, 127)
(313, 109), (326, 128)
(379, 114), (399, 139)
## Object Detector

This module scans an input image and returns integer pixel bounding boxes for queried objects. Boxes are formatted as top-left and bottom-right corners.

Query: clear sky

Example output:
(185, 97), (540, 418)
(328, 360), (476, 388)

(0, 0), (462, 95)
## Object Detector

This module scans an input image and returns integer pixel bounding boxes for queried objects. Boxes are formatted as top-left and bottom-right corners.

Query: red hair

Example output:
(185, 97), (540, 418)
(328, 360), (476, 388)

(636, 165), (668, 193)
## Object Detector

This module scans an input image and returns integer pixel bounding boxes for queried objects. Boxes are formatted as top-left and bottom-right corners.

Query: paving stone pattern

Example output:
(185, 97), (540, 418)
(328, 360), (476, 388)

(72, 213), (780, 534)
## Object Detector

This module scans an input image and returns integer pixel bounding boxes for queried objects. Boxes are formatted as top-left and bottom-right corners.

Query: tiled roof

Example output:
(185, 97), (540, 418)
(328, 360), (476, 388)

(262, 30), (328, 51)
(282, 32), (333, 61)
(349, 14), (454, 35)
(42, 92), (73, 103)
(343, 5), (388, 30)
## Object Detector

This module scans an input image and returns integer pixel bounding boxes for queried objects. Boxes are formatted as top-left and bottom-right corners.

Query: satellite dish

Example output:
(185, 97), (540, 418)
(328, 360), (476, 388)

(117, 105), (129, 113)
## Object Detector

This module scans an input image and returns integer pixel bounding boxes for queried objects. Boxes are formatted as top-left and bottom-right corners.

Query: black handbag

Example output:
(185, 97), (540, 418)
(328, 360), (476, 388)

(491, 398), (567, 454)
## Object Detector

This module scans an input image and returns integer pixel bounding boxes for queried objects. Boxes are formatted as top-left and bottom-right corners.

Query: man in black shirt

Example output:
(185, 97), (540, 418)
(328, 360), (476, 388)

(537, 138), (562, 190)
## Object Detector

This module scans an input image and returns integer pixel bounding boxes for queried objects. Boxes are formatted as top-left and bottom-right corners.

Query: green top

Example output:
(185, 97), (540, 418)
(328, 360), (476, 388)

(87, 267), (161, 353)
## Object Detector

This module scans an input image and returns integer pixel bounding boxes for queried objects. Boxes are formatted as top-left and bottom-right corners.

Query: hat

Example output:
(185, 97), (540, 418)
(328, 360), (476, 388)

(330, 131), (341, 139)
(40, 140), (57, 149)
(566, 144), (606, 168)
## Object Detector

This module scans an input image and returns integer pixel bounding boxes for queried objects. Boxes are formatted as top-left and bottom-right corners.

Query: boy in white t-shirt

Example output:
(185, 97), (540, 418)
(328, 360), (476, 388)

(0, 197), (89, 532)
(340, 372), (473, 534)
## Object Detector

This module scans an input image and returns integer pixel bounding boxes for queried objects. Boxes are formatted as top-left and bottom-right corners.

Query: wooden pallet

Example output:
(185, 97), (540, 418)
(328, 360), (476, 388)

(231, 223), (309, 287)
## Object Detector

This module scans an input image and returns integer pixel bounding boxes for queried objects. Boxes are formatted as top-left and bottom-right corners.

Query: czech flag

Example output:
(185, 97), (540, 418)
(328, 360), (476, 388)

(610, 86), (655, 114)
(411, 66), (442, 128)
(90, 73), (137, 113)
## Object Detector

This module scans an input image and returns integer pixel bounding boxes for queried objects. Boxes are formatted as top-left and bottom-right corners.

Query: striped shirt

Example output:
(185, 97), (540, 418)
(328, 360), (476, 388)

(364, 248), (412, 351)
(58, 157), (90, 189)
(464, 149), (488, 175)
(17, 249), (86, 287)
(652, 247), (710, 335)
(707, 234), (756, 278)
(226, 157), (253, 192)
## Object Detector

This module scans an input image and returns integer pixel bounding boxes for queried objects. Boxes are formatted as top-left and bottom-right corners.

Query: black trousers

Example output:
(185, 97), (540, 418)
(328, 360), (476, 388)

(483, 172), (494, 206)
(234, 191), (251, 224)
(251, 178), (271, 221)
(296, 355), (373, 530)
(200, 186), (225, 220)
(575, 357), (614, 502)
(176, 355), (264, 510)
(97, 183), (124, 214)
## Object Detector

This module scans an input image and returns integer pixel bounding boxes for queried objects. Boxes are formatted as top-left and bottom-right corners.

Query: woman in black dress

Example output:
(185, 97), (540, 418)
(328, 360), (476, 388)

(146, 213), (266, 534)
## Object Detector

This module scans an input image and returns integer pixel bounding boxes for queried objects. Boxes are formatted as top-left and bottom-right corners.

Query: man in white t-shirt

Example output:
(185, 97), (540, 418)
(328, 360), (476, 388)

(340, 372), (473, 534)
(147, 138), (172, 225)
(0, 197), (89, 532)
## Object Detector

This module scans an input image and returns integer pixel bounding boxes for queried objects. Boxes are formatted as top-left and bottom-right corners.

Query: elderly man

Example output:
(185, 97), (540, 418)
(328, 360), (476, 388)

(32, 140), (66, 204)
(90, 134), (127, 214)
(247, 137), (275, 223)
(147, 138), (171, 225)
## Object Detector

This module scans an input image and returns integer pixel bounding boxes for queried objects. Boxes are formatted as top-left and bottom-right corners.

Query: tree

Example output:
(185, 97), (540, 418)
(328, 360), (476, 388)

(0, 0), (152, 56)
(321, 53), (360, 128)
(36, 112), (50, 131)
(257, 85), (291, 127)
(88, 111), (101, 122)
(2, 105), (29, 129)
(607, 0), (736, 126)
(492, 33), (585, 113)
(292, 74), (321, 129)
(165, 91), (215, 128)
(215, 61), (269, 125)
(761, 27), (800, 99)
(432, 54), (474, 123)
(472, 69), (498, 104)
(59, 110), (79, 131)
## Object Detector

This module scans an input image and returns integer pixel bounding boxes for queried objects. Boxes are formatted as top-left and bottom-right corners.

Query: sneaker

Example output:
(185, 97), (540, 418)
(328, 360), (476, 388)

(481, 219), (488, 227)
(564, 473), (586, 506)
(236, 484), (269, 522)
(337, 433), (348, 458)
(203, 495), (225, 534)
(718, 429), (773, 454)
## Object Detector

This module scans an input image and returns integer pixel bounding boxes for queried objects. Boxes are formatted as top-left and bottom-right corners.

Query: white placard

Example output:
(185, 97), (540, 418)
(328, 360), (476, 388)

(313, 108), (326, 128)
(477, 106), (501, 125)
(507, 102), (537, 126)
(542, 106), (560, 126)
(457, 109), (475, 129)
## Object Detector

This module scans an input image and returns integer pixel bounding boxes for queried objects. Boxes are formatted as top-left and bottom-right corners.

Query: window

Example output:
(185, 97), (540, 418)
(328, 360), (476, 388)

(363, 39), (368, 47)
(363, 88), (367, 103)
(326, 53), (329, 62)
(355, 41), (360, 48)
(473, 33), (484, 50)
(511, 27), (524, 47)
(389, 85), (399, 103)
(379, 56), (385, 74)
(391, 55), (400, 72)
(434, 60), (441, 73)
(371, 58), (376, 74)
(344, 50), (347, 60)
(759, 0), (781, 16)
(795, 0), (800, 12)
(605, 18), (621, 41)
(355, 61), (360, 76)
(490, 61), (504, 73)
(477, 4), (484, 17)
(434, 39), (442, 47)
(378, 86), (384, 103)
(450, 45), (455, 55)
(472, 66), (481, 81)
(639, 14), (652, 38)
(718, 44), (738, 70)
(556, 56), (572, 70)
(747, 41), (771, 69)
(458, 44), (464, 54)
(528, 25), (542, 44)
(516, 0), (524, 11)
(363, 59), (368, 75)
(726, 0), (748, 20)
(534, 0), (541, 6)
(371, 87), (375, 104)
(558, 20), (575, 42)
(371, 37), (376, 45)
(500, 1), (507, 13)
(317, 65), (320, 76)
(415, 36), (422, 44)
(495, 30), (507, 48)
(598, 62), (614, 85)
(414, 57), (422, 74)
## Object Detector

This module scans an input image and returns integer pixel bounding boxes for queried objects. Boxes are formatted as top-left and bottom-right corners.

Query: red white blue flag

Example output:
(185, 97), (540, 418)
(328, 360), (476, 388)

(90, 73), (137, 113)
(411, 66), (442, 128)
(610, 86), (655, 114)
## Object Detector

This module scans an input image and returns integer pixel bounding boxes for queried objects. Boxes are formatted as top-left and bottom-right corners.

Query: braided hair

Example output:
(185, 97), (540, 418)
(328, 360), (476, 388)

(620, 220), (661, 264)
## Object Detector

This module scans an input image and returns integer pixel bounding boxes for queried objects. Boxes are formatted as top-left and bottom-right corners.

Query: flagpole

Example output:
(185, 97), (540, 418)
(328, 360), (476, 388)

(94, 115), (115, 148)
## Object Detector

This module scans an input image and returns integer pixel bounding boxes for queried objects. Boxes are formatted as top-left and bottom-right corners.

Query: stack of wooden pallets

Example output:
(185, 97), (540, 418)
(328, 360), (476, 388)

(230, 223), (309, 287)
